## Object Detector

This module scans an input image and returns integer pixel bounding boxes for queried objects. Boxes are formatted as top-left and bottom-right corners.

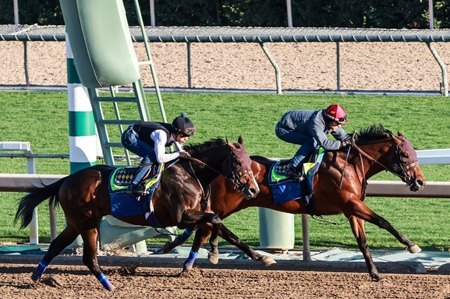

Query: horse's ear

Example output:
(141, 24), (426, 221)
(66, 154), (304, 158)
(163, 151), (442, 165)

(392, 134), (402, 145)
(238, 135), (244, 145)
(226, 138), (235, 148)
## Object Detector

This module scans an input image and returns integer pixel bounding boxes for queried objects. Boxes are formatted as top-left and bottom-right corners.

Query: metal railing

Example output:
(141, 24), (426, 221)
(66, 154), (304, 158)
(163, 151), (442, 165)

(0, 141), (68, 244)
(2, 146), (450, 250)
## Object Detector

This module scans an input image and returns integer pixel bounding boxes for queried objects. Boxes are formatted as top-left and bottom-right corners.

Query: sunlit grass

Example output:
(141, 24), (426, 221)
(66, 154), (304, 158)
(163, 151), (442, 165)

(0, 91), (449, 251)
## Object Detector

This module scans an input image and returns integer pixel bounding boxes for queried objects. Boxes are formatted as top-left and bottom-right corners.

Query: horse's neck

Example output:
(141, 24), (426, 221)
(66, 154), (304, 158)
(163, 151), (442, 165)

(356, 141), (394, 179)
(251, 156), (273, 184)
(192, 147), (227, 185)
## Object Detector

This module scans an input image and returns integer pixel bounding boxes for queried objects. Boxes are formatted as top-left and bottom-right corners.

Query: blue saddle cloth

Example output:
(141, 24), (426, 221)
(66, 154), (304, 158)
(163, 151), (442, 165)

(268, 151), (324, 206)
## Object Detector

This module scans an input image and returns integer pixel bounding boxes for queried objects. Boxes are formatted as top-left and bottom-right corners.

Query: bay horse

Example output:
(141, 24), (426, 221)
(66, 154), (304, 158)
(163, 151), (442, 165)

(163, 125), (425, 281)
(14, 138), (259, 291)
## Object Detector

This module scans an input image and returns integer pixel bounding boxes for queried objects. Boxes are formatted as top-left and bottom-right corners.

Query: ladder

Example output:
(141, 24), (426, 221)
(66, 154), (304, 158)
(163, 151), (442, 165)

(87, 0), (166, 166)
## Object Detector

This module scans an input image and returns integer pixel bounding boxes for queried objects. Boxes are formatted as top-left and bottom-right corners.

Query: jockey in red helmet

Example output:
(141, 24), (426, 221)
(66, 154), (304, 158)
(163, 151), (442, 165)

(275, 104), (350, 179)
(324, 104), (348, 124)
(121, 112), (195, 196)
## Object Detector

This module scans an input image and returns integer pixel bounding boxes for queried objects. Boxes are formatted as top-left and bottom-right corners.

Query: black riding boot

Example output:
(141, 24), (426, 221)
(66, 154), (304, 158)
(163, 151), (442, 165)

(287, 162), (305, 181)
(129, 163), (152, 197)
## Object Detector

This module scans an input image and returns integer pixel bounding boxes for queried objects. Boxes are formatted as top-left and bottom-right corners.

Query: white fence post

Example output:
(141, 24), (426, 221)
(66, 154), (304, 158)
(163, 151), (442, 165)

(0, 141), (38, 244)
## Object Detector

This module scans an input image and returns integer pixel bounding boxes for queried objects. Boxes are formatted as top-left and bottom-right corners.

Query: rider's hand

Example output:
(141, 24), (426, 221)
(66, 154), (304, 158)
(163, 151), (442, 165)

(179, 151), (191, 159)
(341, 139), (352, 148)
(341, 137), (352, 148)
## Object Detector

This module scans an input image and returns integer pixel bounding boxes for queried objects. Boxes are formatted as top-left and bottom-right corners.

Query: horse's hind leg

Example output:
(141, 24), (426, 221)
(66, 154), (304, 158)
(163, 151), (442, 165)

(80, 228), (114, 291)
(32, 226), (79, 282)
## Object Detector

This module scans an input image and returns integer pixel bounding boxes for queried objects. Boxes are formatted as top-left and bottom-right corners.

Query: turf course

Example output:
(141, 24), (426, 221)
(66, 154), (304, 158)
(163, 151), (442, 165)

(0, 91), (449, 251)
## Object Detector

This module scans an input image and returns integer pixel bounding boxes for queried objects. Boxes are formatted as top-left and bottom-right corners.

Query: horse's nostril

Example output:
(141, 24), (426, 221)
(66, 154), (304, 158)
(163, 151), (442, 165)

(245, 187), (259, 199)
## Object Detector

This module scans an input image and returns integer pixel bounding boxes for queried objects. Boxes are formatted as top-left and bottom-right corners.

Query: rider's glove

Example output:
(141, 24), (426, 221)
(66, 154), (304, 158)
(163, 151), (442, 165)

(179, 150), (191, 159)
(341, 139), (352, 148)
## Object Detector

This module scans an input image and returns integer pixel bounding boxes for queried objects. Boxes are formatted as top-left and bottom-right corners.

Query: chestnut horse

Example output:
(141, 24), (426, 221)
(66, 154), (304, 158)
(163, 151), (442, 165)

(15, 138), (259, 291)
(164, 125), (425, 281)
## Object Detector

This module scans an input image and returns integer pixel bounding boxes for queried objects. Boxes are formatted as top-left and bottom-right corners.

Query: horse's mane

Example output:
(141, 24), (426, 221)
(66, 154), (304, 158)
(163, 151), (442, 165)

(356, 124), (392, 143)
(184, 138), (226, 155)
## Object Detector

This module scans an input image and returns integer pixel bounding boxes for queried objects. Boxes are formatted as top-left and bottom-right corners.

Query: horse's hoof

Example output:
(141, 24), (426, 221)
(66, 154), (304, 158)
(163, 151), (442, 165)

(183, 264), (192, 272)
(161, 242), (172, 254)
(208, 252), (219, 264)
(408, 244), (422, 254)
(262, 256), (277, 267)
(31, 272), (41, 282)
(371, 272), (382, 282)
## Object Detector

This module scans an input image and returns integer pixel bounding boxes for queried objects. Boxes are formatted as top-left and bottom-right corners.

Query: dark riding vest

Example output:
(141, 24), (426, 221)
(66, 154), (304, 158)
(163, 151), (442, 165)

(132, 122), (176, 147)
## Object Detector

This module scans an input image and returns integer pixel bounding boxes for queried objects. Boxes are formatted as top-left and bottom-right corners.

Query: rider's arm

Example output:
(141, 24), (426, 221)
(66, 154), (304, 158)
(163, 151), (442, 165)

(331, 127), (350, 141)
(310, 118), (341, 150)
(150, 130), (180, 163)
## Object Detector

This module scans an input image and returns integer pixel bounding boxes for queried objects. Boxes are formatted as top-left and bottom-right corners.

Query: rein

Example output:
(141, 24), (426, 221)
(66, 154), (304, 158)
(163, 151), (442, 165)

(187, 160), (211, 211)
(185, 156), (223, 176)
(183, 150), (253, 192)
(349, 139), (412, 182)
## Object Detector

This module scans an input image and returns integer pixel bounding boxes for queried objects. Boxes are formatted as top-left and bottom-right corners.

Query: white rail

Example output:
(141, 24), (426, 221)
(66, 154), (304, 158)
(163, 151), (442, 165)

(1, 148), (449, 252)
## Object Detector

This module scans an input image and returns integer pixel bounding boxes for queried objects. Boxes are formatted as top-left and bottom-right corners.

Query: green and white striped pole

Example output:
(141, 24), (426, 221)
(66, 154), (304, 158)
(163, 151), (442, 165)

(66, 34), (97, 248)
(66, 34), (97, 173)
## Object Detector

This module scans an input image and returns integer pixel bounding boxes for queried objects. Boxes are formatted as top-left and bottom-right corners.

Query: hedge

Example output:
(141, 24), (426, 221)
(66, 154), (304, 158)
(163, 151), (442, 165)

(1, 0), (448, 28)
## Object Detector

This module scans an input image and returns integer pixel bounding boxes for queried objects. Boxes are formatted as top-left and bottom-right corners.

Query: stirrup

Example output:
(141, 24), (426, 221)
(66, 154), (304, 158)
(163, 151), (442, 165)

(286, 164), (305, 181)
(128, 183), (147, 198)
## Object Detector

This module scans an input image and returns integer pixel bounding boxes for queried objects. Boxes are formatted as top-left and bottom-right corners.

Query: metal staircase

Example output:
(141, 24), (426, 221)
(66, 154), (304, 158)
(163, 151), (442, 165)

(86, 0), (166, 166)
(88, 81), (150, 166)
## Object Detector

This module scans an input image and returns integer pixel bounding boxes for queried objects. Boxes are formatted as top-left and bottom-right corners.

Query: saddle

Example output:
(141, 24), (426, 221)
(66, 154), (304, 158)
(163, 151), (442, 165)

(109, 163), (165, 195)
(272, 149), (322, 182)
(106, 160), (177, 227)
(269, 149), (324, 215)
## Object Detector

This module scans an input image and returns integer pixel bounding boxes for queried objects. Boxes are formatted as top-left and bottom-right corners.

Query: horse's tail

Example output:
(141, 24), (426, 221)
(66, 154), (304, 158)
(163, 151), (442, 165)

(14, 176), (67, 229)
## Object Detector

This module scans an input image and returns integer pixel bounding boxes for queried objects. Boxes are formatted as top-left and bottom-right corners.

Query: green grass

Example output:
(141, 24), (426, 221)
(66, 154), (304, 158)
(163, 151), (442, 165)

(0, 91), (449, 251)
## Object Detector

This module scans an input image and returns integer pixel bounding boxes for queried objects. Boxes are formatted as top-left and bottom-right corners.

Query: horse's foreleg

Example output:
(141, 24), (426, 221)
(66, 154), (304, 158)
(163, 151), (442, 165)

(208, 224), (219, 264)
(162, 227), (195, 253)
(32, 226), (79, 282)
(182, 226), (211, 271)
(81, 228), (113, 291)
(368, 213), (420, 253)
(348, 201), (421, 253)
(177, 210), (221, 272)
(348, 216), (381, 281)
(218, 224), (276, 267)
(179, 210), (222, 228)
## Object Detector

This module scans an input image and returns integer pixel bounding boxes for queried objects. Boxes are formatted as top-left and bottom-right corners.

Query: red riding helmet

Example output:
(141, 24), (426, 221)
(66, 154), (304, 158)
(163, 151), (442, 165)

(324, 104), (348, 124)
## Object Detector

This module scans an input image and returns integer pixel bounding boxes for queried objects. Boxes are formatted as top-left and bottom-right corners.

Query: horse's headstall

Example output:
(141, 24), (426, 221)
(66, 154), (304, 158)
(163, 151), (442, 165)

(391, 135), (418, 176)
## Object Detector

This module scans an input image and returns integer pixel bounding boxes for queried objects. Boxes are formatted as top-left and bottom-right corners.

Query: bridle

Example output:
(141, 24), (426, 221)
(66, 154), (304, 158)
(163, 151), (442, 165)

(223, 145), (255, 193)
(343, 134), (420, 186)
(184, 144), (254, 194)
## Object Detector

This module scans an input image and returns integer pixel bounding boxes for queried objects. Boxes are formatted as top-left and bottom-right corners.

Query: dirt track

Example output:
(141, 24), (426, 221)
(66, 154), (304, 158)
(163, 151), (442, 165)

(2, 39), (450, 299)
(1, 41), (450, 92)
(0, 263), (449, 299)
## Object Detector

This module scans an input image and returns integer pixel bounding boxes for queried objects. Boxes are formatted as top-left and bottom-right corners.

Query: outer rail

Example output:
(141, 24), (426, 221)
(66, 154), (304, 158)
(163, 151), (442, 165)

(1, 174), (449, 198)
